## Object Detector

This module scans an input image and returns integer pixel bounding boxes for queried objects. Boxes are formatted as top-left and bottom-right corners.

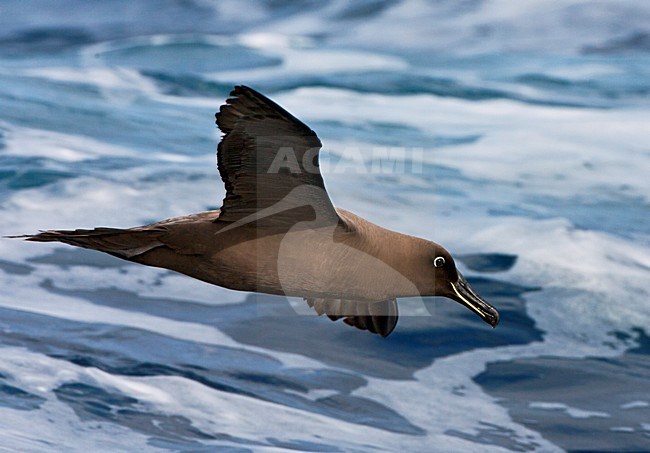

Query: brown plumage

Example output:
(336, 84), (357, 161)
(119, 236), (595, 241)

(9, 85), (499, 337)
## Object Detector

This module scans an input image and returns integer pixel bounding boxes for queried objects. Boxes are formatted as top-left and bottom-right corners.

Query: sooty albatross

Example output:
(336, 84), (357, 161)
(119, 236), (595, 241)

(11, 86), (499, 337)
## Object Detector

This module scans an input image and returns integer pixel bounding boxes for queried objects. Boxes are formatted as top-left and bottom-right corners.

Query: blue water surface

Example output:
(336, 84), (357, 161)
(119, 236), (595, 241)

(0, 1), (649, 451)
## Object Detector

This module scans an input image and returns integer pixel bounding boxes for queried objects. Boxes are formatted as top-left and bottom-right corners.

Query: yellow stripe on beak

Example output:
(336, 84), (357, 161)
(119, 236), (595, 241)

(452, 282), (481, 314)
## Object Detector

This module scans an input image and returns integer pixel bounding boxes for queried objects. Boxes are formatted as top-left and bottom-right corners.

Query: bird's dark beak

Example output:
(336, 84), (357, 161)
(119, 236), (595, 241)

(449, 272), (500, 327)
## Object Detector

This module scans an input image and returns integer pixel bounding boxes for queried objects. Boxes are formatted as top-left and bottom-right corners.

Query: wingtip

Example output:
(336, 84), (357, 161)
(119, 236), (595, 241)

(228, 85), (256, 100)
(215, 84), (272, 133)
(215, 85), (255, 130)
(3, 234), (32, 239)
(231, 84), (255, 95)
(3, 230), (67, 241)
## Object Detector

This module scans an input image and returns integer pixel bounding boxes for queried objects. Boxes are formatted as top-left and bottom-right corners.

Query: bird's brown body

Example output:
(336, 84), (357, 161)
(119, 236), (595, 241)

(12, 86), (499, 337)
(58, 208), (429, 301)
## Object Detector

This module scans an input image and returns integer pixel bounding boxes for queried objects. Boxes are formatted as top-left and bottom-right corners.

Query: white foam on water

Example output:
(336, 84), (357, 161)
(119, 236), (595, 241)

(19, 67), (158, 94)
(235, 1), (644, 55)
(1, 122), (190, 164)
(468, 221), (650, 347)
(2, 175), (213, 238)
(135, 273), (249, 306)
(620, 401), (649, 410)
(246, 0), (650, 55)
(74, 366), (525, 452)
(0, 274), (236, 347)
(0, 348), (165, 453)
(210, 0), (268, 25)
(544, 63), (623, 80)
(212, 37), (408, 82)
(277, 88), (650, 202)
(283, 388), (339, 401)
(8, 251), (242, 307)
(238, 32), (314, 50)
(0, 345), (523, 451)
(529, 402), (610, 419)
(0, 403), (163, 453)
(354, 362), (561, 452)
(1, 122), (136, 162)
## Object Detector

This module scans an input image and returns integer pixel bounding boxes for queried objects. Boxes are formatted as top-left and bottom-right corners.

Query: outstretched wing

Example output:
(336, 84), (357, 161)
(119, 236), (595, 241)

(215, 85), (340, 229)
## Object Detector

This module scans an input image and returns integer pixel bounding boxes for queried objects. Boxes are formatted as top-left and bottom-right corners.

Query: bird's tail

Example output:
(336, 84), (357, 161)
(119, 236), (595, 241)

(6, 227), (165, 259)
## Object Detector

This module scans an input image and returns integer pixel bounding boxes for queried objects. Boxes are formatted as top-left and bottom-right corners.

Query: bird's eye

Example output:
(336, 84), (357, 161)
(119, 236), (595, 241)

(433, 256), (446, 268)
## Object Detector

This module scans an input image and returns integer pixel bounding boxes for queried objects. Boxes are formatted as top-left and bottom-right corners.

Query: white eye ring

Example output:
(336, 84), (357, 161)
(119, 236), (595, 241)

(434, 256), (446, 268)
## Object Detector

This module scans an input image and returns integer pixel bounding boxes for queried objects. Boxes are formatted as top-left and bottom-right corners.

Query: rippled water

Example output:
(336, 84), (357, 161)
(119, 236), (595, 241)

(0, 1), (649, 451)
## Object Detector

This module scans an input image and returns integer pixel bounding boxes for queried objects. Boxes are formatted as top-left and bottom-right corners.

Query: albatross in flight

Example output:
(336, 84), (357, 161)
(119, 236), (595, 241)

(11, 86), (499, 337)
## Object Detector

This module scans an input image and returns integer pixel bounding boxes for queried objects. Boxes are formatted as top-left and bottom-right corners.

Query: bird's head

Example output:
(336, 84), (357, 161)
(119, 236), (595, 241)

(419, 243), (500, 327)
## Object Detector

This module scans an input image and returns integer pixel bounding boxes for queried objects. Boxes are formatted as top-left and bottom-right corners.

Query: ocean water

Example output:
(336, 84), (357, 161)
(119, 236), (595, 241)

(0, 1), (649, 451)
